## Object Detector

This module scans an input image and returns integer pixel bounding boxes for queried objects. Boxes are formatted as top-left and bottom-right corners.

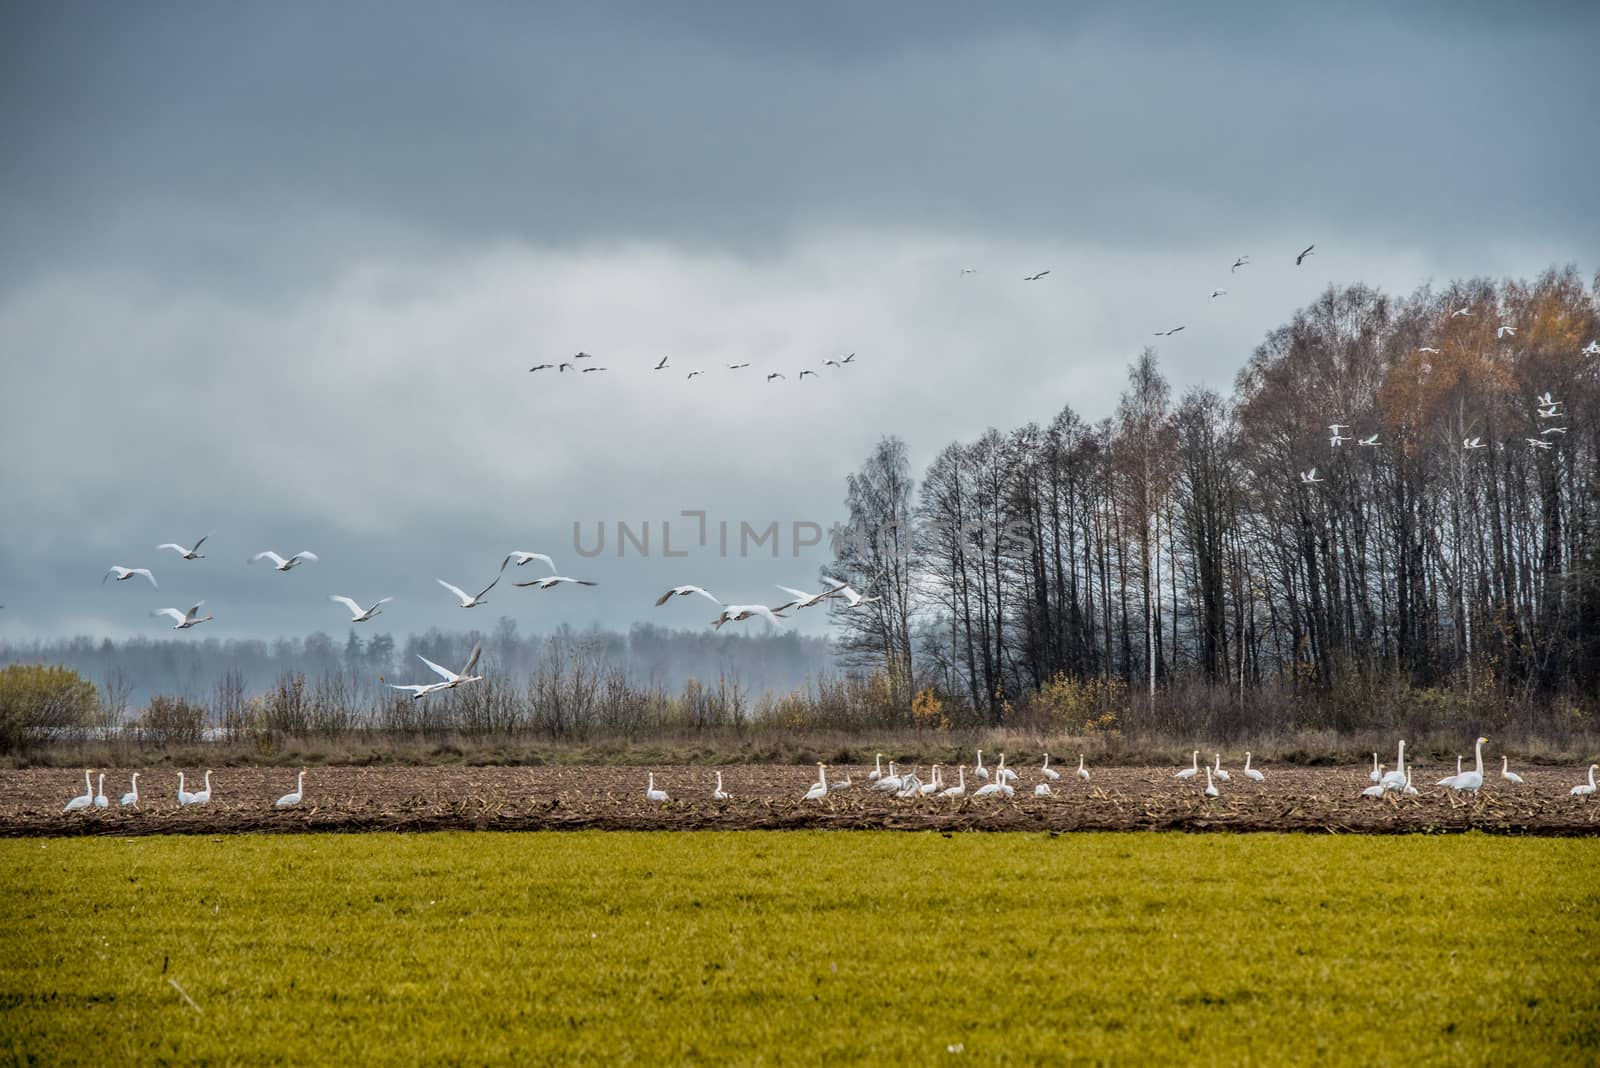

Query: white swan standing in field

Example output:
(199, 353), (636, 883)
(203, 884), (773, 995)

(804, 764), (828, 802)
(177, 772), (194, 805)
(1500, 756), (1524, 785)
(1361, 770), (1386, 799)
(1242, 753), (1265, 781)
(1570, 765), (1597, 796)
(869, 753), (884, 781)
(1445, 737), (1487, 794)
(1213, 754), (1231, 782)
(828, 771), (852, 792)
(1040, 754), (1060, 781)
(120, 772), (140, 807)
(972, 777), (1007, 799)
(646, 773), (669, 803)
(275, 771), (305, 808)
(941, 766), (967, 798)
(1203, 766), (1219, 799)
(152, 602), (214, 630)
(1034, 782), (1052, 797)
(712, 771), (730, 800)
(93, 773), (108, 808)
(1077, 754), (1090, 781)
(872, 763), (903, 793)
(250, 550), (319, 572)
(189, 770), (213, 805)
(63, 770), (93, 812)
(896, 768), (923, 798)
(1176, 751), (1200, 780)
(1438, 755), (1463, 788)
(973, 750), (989, 780)
(1381, 741), (1407, 791)
(329, 595), (393, 623)
(103, 566), (158, 589)
(996, 754), (1018, 785)
(1403, 769), (1419, 796)
(1369, 753), (1382, 783)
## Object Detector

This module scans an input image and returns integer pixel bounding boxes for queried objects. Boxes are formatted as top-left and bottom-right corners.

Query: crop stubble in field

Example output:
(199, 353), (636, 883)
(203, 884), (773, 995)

(1, 832), (1596, 1064)
(2, 763), (1598, 836)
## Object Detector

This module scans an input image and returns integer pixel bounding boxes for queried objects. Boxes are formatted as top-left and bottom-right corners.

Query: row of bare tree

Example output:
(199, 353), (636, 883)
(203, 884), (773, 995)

(830, 268), (1600, 725)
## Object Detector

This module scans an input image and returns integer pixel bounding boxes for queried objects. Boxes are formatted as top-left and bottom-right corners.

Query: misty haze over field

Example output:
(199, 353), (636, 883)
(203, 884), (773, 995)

(2, 2), (1595, 690)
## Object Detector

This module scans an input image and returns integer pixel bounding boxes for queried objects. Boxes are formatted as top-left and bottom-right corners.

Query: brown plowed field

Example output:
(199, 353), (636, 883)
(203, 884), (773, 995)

(6, 763), (1598, 836)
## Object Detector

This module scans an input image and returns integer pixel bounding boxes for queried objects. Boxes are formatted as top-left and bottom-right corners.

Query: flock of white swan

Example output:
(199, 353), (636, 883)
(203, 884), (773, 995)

(57, 740), (1598, 813)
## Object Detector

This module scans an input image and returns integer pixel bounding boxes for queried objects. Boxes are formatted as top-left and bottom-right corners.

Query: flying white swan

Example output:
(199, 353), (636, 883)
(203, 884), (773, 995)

(329, 595), (392, 622)
(93, 773), (108, 808)
(1500, 756), (1524, 785)
(275, 771), (305, 808)
(804, 764), (828, 802)
(189, 770), (213, 805)
(156, 536), (209, 560)
(973, 749), (988, 780)
(1526, 438), (1554, 450)
(513, 576), (598, 591)
(1077, 754), (1090, 781)
(152, 603), (214, 630)
(713, 771), (730, 801)
(1496, 324), (1516, 339)
(1300, 468), (1324, 484)
(412, 642), (485, 694)
(250, 550), (319, 572)
(1295, 244), (1315, 265)
(63, 770), (93, 812)
(1203, 767), (1219, 798)
(1444, 737), (1487, 794)
(120, 772), (140, 807)
(103, 566), (157, 589)
(1463, 437), (1488, 450)
(646, 773), (669, 802)
(1570, 765), (1597, 796)
(1176, 750), (1200, 780)
(654, 585), (722, 607)
(819, 578), (881, 608)
(1583, 341), (1600, 356)
(1040, 754), (1061, 781)
(773, 581), (848, 611)
(1242, 753), (1265, 781)
(501, 551), (558, 574)
(941, 766), (967, 797)
(1358, 434), (1381, 447)
(437, 576), (498, 608)
(709, 604), (788, 630)
(1450, 305), (1471, 318)
(1213, 754), (1231, 782)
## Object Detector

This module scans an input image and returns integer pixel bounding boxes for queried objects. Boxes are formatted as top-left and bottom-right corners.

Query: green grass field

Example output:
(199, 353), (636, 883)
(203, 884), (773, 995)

(3, 832), (1596, 1065)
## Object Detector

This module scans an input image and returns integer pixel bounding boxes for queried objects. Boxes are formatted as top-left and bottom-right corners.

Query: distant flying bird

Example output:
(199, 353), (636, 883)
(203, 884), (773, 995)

(960, 267), (977, 275)
(1231, 256), (1250, 273)
(1418, 347), (1441, 354)
(1463, 436), (1488, 450)
(655, 585), (722, 608)
(152, 602), (213, 630)
(1496, 324), (1516, 339)
(1329, 432), (1349, 447)
(1536, 391), (1558, 406)
(512, 575), (598, 590)
(1526, 438), (1554, 450)
(330, 595), (392, 622)
(250, 550), (319, 572)
(581, 366), (607, 373)
(528, 364), (554, 373)
(767, 372), (786, 382)
(156, 536), (208, 560)
(437, 576), (498, 608)
(1358, 434), (1381, 447)
(773, 581), (848, 611)
(798, 370), (819, 379)
(1583, 341), (1600, 356)
(574, 352), (595, 359)
(103, 566), (157, 589)
(1295, 244), (1315, 265)
(501, 551), (557, 573)
(559, 363), (574, 372)
(1300, 468), (1324, 484)
(1328, 424), (1350, 434)
(1450, 306), (1472, 318)
(654, 356), (670, 370)
(1155, 326), (1186, 336)
(1541, 427), (1568, 436)
(841, 353), (855, 363)
(1537, 405), (1561, 419)
(687, 370), (704, 379)
(821, 578), (881, 608)
(398, 642), (484, 698)
(727, 362), (751, 369)
(1024, 270), (1051, 281)
(1210, 289), (1227, 299)
(710, 604), (789, 630)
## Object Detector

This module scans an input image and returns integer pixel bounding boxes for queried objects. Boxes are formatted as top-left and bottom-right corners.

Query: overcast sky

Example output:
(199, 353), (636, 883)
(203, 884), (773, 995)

(2, 1), (1595, 643)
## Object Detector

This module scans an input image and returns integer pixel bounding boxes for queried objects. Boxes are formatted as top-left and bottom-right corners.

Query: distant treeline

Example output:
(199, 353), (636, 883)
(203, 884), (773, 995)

(831, 268), (1600, 731)
(0, 621), (835, 708)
